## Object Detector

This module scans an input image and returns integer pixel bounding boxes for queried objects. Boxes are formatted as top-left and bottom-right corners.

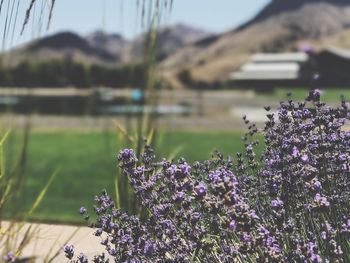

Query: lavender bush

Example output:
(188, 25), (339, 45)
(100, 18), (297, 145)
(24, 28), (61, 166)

(65, 90), (350, 262)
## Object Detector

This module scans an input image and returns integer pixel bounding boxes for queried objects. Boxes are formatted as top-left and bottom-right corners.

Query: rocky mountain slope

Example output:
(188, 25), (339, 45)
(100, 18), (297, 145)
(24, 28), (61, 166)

(162, 0), (350, 83)
(6, 23), (210, 67)
(6, 0), (350, 85)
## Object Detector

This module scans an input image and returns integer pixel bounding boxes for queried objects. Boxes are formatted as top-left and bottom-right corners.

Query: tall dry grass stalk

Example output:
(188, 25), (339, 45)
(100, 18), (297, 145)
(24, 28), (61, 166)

(20, 0), (36, 35)
(0, 127), (66, 262)
(0, 0), (56, 54)
(112, 0), (174, 215)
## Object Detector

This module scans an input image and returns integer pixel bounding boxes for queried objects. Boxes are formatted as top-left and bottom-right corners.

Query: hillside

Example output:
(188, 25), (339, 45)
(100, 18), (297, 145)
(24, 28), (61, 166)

(5, 24), (210, 67)
(162, 0), (350, 83)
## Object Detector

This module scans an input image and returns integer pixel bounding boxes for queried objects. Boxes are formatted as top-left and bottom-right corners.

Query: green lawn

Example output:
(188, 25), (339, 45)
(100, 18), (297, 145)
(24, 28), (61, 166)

(260, 88), (350, 102)
(3, 130), (260, 224)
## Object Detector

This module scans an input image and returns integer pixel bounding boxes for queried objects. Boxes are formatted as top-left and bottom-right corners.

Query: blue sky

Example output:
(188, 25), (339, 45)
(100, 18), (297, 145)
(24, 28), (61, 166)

(2, 0), (270, 48)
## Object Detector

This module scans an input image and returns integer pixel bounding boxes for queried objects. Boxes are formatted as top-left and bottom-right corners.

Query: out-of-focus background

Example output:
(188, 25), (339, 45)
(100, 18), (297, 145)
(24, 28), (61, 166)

(1, 0), (350, 224)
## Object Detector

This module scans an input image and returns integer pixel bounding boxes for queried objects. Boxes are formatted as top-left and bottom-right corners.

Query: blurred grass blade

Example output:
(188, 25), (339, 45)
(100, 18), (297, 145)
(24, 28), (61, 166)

(2, 0), (10, 50)
(46, 227), (80, 263)
(114, 121), (135, 144)
(146, 128), (154, 145)
(21, 0), (36, 35)
(0, 181), (12, 209)
(0, 0), (4, 16)
(46, 0), (56, 30)
(0, 130), (10, 179)
(27, 167), (60, 216)
(114, 174), (121, 209)
(10, 0), (20, 48)
(15, 224), (35, 255)
(0, 130), (10, 145)
(167, 145), (184, 161)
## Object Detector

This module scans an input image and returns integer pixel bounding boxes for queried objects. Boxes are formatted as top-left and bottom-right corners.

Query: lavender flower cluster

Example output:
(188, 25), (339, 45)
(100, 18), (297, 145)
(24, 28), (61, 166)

(64, 90), (350, 262)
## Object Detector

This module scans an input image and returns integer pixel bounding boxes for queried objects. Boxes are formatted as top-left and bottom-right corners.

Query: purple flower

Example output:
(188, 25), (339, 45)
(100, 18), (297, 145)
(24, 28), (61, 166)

(313, 180), (322, 192)
(229, 220), (237, 231)
(195, 182), (207, 198)
(120, 234), (133, 245)
(248, 210), (259, 220)
(118, 148), (138, 168)
(77, 253), (88, 263)
(4, 252), (14, 262)
(292, 146), (300, 158)
(108, 248), (117, 256)
(94, 228), (103, 236)
(79, 206), (87, 215)
(271, 199), (284, 210)
(313, 193), (330, 209)
(63, 245), (74, 259)
(180, 162), (191, 176)
(167, 164), (177, 178)
(68, 91), (350, 262)
(191, 212), (201, 222)
(307, 89), (321, 102)
(101, 238), (109, 246)
(258, 226), (270, 236)
(173, 191), (185, 202)
(143, 240), (157, 256)
(301, 154), (309, 163)
(302, 44), (314, 54)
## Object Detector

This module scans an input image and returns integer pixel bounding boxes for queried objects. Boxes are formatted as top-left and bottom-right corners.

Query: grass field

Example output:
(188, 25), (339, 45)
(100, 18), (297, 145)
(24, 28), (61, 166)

(260, 88), (350, 102)
(4, 130), (261, 224)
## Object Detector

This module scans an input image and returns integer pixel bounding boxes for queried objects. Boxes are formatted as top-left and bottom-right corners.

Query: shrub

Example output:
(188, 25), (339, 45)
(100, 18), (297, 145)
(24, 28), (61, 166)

(65, 90), (350, 262)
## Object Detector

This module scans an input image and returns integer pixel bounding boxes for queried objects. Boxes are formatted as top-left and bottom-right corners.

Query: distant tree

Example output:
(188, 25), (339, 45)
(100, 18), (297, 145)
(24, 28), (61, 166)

(11, 61), (36, 87)
(66, 62), (91, 88)
(177, 68), (193, 86)
(129, 63), (147, 88)
(90, 65), (108, 87)
(0, 67), (12, 86)
(36, 60), (67, 87)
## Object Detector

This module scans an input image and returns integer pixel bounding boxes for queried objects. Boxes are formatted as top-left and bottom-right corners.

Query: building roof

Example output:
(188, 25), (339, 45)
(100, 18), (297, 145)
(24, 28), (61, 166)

(232, 62), (301, 80)
(323, 47), (350, 60)
(252, 52), (309, 63)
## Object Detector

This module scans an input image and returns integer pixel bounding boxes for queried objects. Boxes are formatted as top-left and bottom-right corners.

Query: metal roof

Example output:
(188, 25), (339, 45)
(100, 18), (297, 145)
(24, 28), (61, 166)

(241, 63), (300, 71)
(232, 62), (300, 80)
(252, 52), (309, 63)
(324, 47), (350, 60)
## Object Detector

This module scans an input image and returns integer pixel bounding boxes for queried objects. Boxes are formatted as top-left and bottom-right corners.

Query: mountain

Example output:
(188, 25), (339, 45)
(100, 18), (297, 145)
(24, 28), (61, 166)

(238, 0), (350, 33)
(155, 23), (211, 60)
(128, 23), (211, 62)
(8, 32), (121, 66)
(6, 24), (209, 67)
(162, 0), (350, 84)
(86, 31), (130, 62)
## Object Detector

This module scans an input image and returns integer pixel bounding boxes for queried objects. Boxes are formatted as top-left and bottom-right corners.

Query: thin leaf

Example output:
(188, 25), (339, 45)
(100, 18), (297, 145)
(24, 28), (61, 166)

(146, 128), (154, 145)
(46, 0), (55, 30)
(27, 167), (60, 216)
(21, 0), (36, 35)
(2, 0), (11, 50)
(46, 227), (80, 263)
(0, 181), (12, 209)
(0, 130), (10, 179)
(0, 130), (10, 146)
(167, 145), (184, 161)
(0, 0), (4, 17)
(9, 0), (20, 48)
(114, 121), (135, 143)
(114, 174), (121, 209)
(15, 225), (34, 255)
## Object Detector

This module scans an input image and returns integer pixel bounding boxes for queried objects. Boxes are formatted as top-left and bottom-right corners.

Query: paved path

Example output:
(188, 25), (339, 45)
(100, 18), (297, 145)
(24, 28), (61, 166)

(2, 221), (107, 262)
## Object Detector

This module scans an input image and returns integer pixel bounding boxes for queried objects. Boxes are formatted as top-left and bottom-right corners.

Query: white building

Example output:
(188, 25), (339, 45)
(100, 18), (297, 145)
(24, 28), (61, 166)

(231, 52), (310, 84)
